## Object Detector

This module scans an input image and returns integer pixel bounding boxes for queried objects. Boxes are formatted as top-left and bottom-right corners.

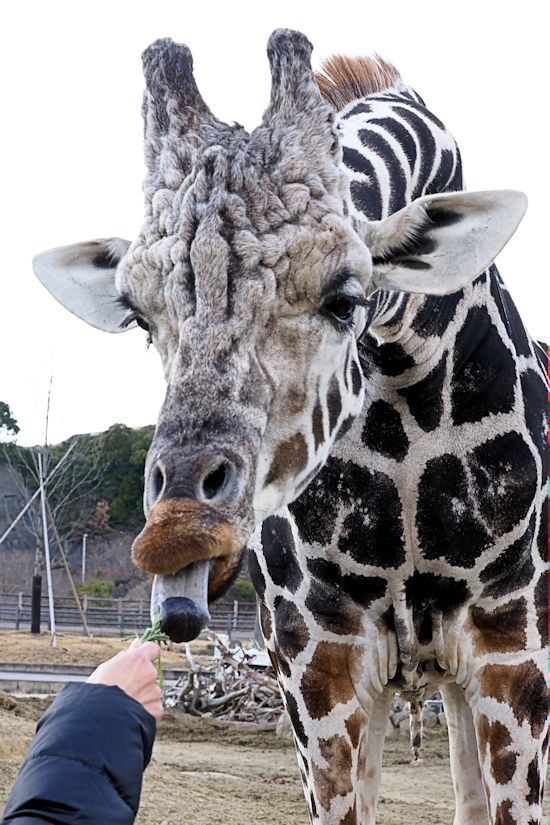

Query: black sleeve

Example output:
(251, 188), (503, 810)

(1, 681), (156, 825)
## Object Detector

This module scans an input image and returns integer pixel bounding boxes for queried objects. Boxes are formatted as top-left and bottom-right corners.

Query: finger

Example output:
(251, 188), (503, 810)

(129, 638), (141, 649)
(143, 688), (163, 719)
(137, 641), (162, 662)
(147, 701), (164, 722)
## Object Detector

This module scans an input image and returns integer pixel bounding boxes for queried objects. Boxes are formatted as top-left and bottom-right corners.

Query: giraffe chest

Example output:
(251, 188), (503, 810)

(286, 396), (543, 685)
(292, 419), (539, 583)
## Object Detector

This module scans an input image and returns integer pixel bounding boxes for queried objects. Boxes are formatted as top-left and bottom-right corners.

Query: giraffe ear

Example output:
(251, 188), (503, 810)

(360, 190), (527, 295)
(33, 238), (134, 333)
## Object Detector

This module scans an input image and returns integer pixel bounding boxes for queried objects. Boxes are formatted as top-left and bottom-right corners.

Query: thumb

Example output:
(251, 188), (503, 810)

(129, 637), (141, 649)
(138, 641), (162, 661)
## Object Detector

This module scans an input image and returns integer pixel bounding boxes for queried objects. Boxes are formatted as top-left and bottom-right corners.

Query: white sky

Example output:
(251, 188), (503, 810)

(2, 1), (548, 446)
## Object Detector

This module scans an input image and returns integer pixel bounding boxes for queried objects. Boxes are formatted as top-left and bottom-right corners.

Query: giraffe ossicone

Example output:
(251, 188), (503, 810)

(34, 28), (548, 825)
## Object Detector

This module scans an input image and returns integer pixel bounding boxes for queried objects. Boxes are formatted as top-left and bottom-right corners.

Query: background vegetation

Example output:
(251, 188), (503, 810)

(0, 405), (256, 601)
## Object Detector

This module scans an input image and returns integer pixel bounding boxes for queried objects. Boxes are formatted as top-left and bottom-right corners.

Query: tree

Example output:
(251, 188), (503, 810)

(1, 435), (107, 566)
(225, 576), (256, 603)
(95, 424), (153, 527)
(0, 402), (20, 442)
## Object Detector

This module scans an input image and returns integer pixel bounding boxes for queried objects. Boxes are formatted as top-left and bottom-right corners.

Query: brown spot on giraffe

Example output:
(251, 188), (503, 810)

(468, 598), (527, 656)
(268, 648), (281, 675)
(478, 661), (548, 738)
(477, 716), (517, 784)
(345, 707), (365, 749)
(304, 577), (363, 636)
(274, 597), (311, 659)
(327, 373), (343, 434)
(283, 384), (308, 416)
(340, 801), (358, 825)
(311, 734), (353, 812)
(494, 799), (517, 825)
(335, 414), (355, 441)
(265, 432), (308, 486)
(312, 396), (324, 450)
(533, 569), (548, 646)
(259, 601), (272, 640)
(300, 642), (355, 719)
(357, 740), (367, 778)
(526, 755), (541, 805)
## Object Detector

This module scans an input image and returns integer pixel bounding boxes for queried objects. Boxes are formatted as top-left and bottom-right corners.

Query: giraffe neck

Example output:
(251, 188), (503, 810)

(359, 286), (468, 390)
(257, 62), (548, 825)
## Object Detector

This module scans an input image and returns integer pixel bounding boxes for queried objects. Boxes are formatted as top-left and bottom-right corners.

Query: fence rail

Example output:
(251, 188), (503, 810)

(0, 592), (258, 639)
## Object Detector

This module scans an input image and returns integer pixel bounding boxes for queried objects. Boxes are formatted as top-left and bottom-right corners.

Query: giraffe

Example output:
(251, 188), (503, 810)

(32, 30), (547, 825)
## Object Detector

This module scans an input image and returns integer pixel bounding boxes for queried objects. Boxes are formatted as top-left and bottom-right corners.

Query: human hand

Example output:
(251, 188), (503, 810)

(87, 640), (164, 721)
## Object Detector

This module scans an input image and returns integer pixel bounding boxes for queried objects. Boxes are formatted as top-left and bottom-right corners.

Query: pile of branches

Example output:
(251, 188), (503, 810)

(163, 636), (284, 724)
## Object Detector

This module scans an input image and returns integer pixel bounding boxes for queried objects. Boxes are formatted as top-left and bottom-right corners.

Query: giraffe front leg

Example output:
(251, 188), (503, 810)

(275, 649), (369, 825)
(439, 682), (489, 825)
(268, 638), (389, 825)
(466, 650), (548, 825)
(289, 689), (392, 825)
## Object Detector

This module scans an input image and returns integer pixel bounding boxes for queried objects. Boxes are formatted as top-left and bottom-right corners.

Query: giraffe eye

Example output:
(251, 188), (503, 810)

(322, 295), (356, 326)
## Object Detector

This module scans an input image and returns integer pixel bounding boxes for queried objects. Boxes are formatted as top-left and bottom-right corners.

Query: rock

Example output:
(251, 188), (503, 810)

(422, 710), (438, 728)
(276, 711), (294, 740)
(398, 718), (410, 736)
(0, 693), (17, 712)
(392, 710), (409, 727)
(386, 719), (395, 737)
(438, 711), (447, 728)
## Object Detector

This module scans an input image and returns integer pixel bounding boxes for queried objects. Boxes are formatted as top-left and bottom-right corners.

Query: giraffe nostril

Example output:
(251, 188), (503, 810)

(201, 461), (231, 501)
(150, 463), (165, 503)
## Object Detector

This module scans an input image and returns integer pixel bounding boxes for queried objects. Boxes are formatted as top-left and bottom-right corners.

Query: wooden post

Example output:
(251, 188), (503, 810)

(118, 598), (124, 637)
(45, 498), (92, 638)
(233, 600), (239, 634)
(15, 591), (23, 630)
(31, 574), (42, 634)
(37, 452), (56, 646)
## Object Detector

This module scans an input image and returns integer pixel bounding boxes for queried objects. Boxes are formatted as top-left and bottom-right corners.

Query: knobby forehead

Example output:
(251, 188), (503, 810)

(118, 130), (364, 328)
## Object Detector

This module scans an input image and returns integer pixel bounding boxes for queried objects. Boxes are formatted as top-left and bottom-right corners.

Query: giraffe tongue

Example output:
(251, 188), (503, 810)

(151, 560), (210, 643)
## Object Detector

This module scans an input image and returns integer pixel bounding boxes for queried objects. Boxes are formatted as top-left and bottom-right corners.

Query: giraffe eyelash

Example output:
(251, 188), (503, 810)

(119, 311), (153, 347)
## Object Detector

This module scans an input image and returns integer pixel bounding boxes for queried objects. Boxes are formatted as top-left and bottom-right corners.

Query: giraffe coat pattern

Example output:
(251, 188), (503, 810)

(33, 29), (548, 825)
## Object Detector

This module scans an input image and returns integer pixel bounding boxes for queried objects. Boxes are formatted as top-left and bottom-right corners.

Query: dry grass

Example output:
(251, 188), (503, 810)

(0, 630), (209, 668)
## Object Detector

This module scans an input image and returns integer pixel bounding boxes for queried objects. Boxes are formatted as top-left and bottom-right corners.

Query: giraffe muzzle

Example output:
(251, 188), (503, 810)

(132, 497), (240, 574)
(132, 497), (247, 641)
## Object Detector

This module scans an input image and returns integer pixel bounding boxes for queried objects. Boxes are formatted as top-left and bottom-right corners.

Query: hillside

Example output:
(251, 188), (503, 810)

(0, 424), (254, 602)
(1, 424), (152, 597)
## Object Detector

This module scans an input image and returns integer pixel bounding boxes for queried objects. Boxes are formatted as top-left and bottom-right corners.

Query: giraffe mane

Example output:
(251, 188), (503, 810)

(315, 54), (403, 110)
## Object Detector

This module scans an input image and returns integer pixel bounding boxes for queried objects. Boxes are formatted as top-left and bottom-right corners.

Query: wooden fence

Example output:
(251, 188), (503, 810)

(0, 592), (258, 639)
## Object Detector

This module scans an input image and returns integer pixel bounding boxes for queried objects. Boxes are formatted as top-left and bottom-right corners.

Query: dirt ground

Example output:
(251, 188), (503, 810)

(0, 695), (454, 824)
(0, 630), (541, 824)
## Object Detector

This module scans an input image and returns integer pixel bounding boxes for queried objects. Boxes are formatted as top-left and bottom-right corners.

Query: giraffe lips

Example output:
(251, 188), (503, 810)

(151, 560), (211, 642)
(132, 498), (241, 575)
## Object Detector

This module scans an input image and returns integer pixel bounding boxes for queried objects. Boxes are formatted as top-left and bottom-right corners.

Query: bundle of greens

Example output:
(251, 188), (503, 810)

(139, 613), (171, 688)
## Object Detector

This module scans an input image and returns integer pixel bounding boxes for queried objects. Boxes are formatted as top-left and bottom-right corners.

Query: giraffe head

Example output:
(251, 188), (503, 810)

(33, 30), (527, 640)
